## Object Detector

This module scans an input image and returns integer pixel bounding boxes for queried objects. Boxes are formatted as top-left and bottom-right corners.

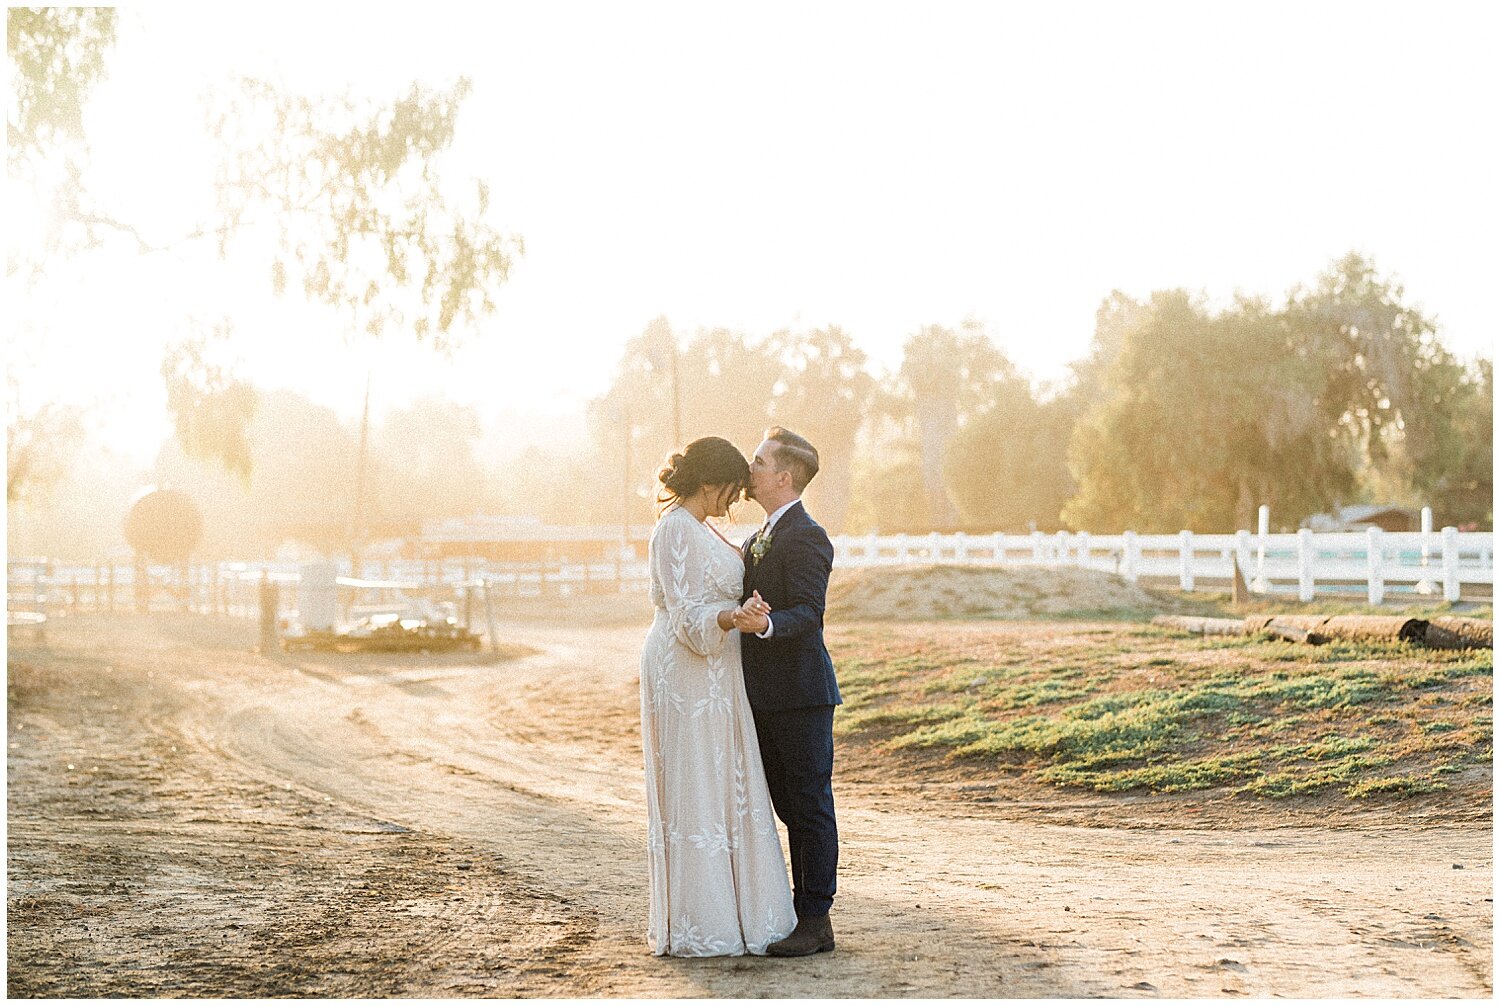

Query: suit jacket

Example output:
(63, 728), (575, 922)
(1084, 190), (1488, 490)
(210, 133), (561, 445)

(739, 500), (842, 711)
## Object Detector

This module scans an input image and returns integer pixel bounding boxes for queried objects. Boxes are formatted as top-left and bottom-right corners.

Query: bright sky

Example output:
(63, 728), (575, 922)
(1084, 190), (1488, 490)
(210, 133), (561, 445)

(9, 1), (1498, 466)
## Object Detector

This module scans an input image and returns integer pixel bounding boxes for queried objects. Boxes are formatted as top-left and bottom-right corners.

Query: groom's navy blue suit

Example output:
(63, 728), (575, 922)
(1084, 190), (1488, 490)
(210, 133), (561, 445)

(740, 500), (841, 919)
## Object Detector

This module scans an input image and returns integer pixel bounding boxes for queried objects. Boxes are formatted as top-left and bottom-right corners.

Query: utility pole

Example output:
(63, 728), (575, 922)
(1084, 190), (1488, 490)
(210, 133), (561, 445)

(622, 407), (632, 547)
(670, 341), (681, 447)
(351, 368), (372, 578)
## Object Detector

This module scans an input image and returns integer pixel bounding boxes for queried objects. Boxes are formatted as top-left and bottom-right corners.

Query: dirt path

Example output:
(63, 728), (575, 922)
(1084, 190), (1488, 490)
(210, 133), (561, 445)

(7, 614), (1492, 997)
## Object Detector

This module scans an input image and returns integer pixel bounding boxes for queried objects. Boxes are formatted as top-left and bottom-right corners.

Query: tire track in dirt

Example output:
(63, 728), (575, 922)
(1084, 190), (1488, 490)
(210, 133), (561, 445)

(9, 615), (1493, 998)
(201, 620), (1494, 998)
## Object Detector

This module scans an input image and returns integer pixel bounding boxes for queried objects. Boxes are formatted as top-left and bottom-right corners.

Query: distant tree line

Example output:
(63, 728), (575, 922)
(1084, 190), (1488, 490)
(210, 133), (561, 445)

(7, 252), (1490, 561)
(583, 252), (1489, 536)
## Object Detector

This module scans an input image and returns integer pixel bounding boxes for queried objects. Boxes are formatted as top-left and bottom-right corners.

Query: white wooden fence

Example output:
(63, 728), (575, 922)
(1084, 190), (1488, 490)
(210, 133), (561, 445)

(10, 521), (1493, 622)
(828, 527), (1492, 604)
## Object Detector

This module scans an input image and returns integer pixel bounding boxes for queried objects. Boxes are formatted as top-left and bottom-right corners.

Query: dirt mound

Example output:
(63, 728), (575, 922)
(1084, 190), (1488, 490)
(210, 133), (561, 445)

(827, 563), (1167, 621)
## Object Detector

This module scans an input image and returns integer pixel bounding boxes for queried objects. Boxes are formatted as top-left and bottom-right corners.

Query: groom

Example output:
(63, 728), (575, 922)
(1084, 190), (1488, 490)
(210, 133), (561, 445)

(733, 426), (841, 957)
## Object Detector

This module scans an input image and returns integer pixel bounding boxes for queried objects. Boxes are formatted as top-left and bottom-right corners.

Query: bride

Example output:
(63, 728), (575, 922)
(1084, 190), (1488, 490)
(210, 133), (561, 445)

(639, 436), (796, 956)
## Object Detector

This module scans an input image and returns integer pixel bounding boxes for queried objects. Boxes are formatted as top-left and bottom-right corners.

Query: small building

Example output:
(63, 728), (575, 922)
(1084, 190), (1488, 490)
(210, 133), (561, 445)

(1303, 504), (1422, 533)
(416, 515), (763, 562)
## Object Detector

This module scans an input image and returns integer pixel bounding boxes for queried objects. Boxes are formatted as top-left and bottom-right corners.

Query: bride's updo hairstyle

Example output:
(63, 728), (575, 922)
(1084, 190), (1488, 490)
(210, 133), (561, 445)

(657, 436), (750, 516)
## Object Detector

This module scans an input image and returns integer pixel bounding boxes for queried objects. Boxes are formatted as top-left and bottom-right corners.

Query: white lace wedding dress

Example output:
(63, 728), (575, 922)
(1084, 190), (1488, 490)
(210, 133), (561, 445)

(640, 505), (796, 956)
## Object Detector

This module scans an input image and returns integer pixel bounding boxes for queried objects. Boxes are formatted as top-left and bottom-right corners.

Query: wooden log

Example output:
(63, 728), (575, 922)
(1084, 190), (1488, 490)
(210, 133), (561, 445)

(1277, 614), (1332, 631)
(1240, 614), (1334, 634)
(1160, 611), (1492, 650)
(1318, 615), (1428, 644)
(1422, 617), (1493, 651)
(1262, 620), (1327, 645)
(1151, 615), (1245, 636)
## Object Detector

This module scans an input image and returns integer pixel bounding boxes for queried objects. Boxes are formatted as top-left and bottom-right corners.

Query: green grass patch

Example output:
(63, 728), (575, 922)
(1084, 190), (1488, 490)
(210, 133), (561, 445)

(830, 620), (1492, 802)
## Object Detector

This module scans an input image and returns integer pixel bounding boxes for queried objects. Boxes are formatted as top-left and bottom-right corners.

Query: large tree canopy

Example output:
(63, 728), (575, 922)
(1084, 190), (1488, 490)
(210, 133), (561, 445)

(888, 322), (1022, 528)
(764, 325), (873, 532)
(9, 12), (522, 508)
(1062, 255), (1488, 532)
(212, 76), (521, 351)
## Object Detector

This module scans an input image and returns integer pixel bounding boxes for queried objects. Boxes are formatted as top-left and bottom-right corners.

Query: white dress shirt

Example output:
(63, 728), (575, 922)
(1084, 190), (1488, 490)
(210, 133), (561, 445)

(752, 500), (800, 638)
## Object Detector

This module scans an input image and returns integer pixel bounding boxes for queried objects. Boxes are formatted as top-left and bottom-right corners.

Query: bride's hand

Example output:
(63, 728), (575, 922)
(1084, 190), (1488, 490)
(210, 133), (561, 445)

(731, 597), (771, 633)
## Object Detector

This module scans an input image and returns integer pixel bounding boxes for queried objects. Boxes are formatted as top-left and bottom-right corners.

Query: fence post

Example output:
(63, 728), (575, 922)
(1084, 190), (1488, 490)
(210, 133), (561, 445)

(258, 572), (280, 653)
(990, 532), (1005, 567)
(953, 531), (967, 565)
(1232, 529), (1252, 593)
(1416, 506), (1435, 594)
(864, 532), (878, 567)
(1441, 526), (1460, 602)
(927, 531), (942, 564)
(1075, 531), (1091, 571)
(1121, 530), (1138, 582)
(1031, 531), (1045, 564)
(1178, 530), (1194, 591)
(482, 577), (499, 652)
(1254, 505), (1270, 592)
(36, 562), (49, 643)
(1366, 526), (1385, 606)
(1054, 530), (1069, 565)
(1297, 528), (1315, 602)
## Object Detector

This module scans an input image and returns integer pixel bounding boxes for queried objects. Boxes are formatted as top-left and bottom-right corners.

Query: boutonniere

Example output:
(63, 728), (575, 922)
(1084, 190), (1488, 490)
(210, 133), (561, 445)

(749, 528), (774, 566)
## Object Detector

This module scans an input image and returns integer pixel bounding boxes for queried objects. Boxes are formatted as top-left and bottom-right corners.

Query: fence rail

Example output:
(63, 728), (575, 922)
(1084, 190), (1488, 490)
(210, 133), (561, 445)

(828, 528), (1492, 603)
(4, 557), (653, 622)
(7, 526), (1492, 630)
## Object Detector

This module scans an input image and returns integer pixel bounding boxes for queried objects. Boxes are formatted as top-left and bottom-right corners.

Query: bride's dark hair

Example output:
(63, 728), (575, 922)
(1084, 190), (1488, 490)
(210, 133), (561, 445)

(657, 436), (750, 516)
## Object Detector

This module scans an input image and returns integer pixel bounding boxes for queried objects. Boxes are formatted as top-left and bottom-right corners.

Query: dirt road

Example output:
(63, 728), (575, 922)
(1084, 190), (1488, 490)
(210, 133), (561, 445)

(7, 614), (1492, 997)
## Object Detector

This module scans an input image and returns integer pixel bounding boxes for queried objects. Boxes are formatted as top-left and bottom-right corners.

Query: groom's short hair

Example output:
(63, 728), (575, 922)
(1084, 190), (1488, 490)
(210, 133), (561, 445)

(765, 426), (819, 492)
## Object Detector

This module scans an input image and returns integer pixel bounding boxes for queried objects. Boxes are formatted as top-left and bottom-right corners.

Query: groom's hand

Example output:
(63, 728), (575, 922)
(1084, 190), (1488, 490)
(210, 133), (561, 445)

(733, 591), (771, 633)
(733, 608), (770, 633)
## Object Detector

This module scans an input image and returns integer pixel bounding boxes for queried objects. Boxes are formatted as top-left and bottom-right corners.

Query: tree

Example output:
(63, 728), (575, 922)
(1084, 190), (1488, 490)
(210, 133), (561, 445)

(7, 7), (119, 272)
(160, 321), (257, 483)
(888, 321), (1024, 528)
(212, 76), (521, 352)
(944, 385), (1076, 532)
(1283, 252), (1443, 474)
(1431, 356), (1492, 528)
(6, 439), (140, 560)
(589, 319), (780, 525)
(843, 439), (929, 534)
(7, 8), (116, 160)
(153, 389), (360, 557)
(1384, 354), (1492, 528)
(10, 18), (523, 541)
(1062, 290), (1338, 532)
(373, 396), (488, 523)
(7, 8), (119, 505)
(5, 395), (84, 506)
(1059, 254), (1473, 533)
(765, 325), (874, 533)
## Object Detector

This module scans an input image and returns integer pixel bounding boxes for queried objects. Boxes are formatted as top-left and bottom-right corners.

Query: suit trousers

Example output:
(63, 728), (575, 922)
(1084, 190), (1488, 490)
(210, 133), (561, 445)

(751, 704), (838, 919)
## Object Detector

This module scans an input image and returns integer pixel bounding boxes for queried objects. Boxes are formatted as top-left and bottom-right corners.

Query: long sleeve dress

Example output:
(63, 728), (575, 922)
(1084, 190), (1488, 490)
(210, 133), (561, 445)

(639, 505), (796, 956)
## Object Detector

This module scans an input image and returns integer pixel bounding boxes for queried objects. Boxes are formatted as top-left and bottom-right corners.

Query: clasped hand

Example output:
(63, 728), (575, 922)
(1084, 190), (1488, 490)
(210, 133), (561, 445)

(731, 590), (771, 633)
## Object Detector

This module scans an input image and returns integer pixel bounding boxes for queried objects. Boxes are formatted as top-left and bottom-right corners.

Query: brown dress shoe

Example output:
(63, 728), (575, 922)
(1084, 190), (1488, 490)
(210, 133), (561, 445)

(766, 914), (835, 956)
